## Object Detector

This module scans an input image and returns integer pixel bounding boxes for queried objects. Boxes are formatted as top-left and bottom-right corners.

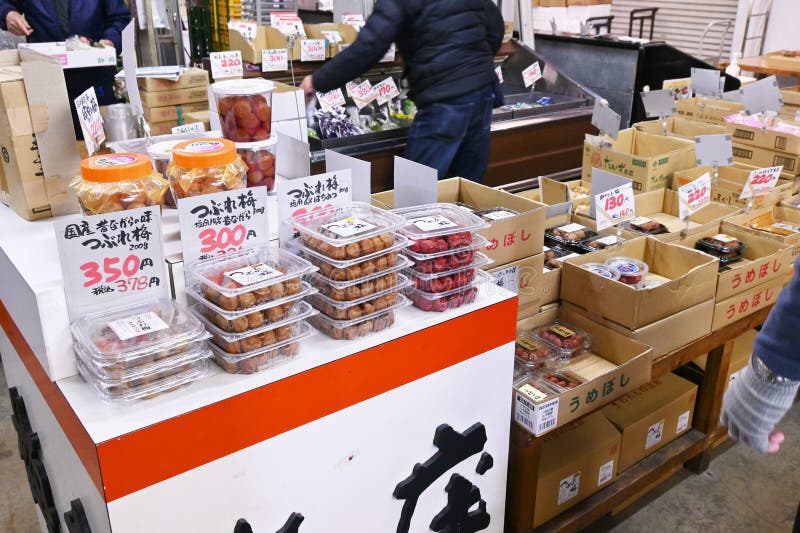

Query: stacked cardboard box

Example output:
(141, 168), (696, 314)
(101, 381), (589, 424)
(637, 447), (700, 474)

(676, 97), (745, 125)
(229, 23), (358, 64)
(723, 206), (800, 256)
(139, 68), (210, 136)
(634, 115), (731, 140)
(780, 87), (800, 121)
(724, 115), (800, 179)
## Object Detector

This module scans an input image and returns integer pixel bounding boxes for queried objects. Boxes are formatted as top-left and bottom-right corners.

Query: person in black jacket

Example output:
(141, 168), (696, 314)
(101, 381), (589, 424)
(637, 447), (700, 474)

(300, 0), (505, 182)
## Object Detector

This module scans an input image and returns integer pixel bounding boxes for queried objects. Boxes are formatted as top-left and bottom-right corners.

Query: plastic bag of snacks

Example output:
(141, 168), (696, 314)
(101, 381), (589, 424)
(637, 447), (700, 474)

(166, 138), (247, 199)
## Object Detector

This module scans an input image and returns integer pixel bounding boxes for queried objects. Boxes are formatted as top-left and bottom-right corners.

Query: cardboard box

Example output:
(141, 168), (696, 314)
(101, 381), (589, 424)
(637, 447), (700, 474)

(562, 299), (714, 359)
(0, 50), (80, 221)
(533, 412), (622, 527)
(514, 309), (653, 436)
(182, 110), (211, 130)
(582, 129), (697, 192)
(561, 237), (718, 329)
(782, 87), (800, 107)
(673, 165), (793, 210)
(141, 86), (209, 108)
(734, 160), (798, 182)
(712, 276), (787, 330)
(602, 373), (698, 472)
(634, 116), (731, 140)
(229, 24), (356, 63)
(137, 67), (209, 93)
(573, 188), (739, 242)
(537, 0), (567, 6)
(488, 254), (544, 320)
(733, 143), (800, 176)
(147, 120), (180, 136)
(726, 118), (800, 155)
(17, 41), (116, 69)
(372, 177), (547, 265)
(143, 102), (208, 123)
(722, 206), (800, 254)
(676, 97), (745, 125)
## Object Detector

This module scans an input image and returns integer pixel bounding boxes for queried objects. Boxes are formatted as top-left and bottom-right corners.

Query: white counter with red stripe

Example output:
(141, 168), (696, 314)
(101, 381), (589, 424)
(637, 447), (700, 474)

(0, 204), (518, 533)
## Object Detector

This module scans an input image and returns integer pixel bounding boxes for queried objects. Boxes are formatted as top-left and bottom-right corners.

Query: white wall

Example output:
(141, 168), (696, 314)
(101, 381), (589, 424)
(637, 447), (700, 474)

(732, 0), (800, 58)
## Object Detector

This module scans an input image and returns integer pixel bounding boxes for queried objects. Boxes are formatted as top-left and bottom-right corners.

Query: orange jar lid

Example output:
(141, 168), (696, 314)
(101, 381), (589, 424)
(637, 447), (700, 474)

(80, 154), (154, 183)
(171, 138), (237, 169)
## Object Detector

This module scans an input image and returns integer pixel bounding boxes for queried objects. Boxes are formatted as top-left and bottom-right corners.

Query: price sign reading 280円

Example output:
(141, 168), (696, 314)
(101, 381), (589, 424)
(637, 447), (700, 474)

(54, 206), (169, 318)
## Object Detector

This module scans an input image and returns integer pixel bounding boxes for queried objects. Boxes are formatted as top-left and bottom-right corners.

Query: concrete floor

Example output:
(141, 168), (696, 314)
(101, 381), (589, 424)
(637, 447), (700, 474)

(0, 360), (798, 532)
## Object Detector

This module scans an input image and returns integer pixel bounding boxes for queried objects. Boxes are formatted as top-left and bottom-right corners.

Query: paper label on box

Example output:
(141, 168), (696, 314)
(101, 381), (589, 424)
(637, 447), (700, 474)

(301, 39), (326, 62)
(351, 80), (376, 109)
(492, 265), (520, 294)
(678, 171), (711, 219)
(224, 263), (284, 286)
(228, 20), (257, 41)
(596, 235), (620, 246)
(772, 222), (799, 232)
(342, 13), (365, 31)
(645, 420), (665, 449)
(374, 77), (400, 105)
(514, 392), (537, 433)
(676, 411), (690, 434)
(712, 234), (737, 243)
(558, 472), (580, 505)
(740, 165), (783, 200)
(74, 86), (105, 156)
(322, 217), (376, 237)
(410, 215), (457, 232)
(171, 122), (205, 134)
(210, 51), (243, 79)
(482, 209), (517, 221)
(178, 188), (269, 264)
(595, 182), (635, 231)
(519, 383), (549, 402)
(598, 460), (614, 486)
(515, 393), (559, 435)
(557, 223), (586, 233)
(536, 397), (560, 434)
(320, 30), (342, 43)
(549, 324), (575, 339)
(108, 311), (169, 341)
(522, 61), (542, 88)
(262, 49), (288, 72)
(317, 88), (346, 111)
(495, 66), (503, 84)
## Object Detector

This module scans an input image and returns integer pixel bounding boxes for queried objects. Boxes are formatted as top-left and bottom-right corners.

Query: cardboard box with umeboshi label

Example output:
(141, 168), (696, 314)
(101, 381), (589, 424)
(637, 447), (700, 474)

(711, 276), (787, 330)
(673, 165), (794, 210)
(722, 206), (800, 255)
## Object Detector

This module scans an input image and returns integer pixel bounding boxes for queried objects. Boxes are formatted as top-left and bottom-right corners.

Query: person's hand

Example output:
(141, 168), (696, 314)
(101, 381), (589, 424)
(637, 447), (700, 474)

(98, 39), (115, 48)
(300, 75), (315, 97)
(720, 358), (798, 454)
(6, 11), (32, 36)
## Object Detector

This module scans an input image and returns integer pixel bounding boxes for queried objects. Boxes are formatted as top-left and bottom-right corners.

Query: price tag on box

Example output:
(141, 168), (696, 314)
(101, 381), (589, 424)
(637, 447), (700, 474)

(492, 265), (520, 294)
(678, 171), (711, 219)
(301, 39), (326, 62)
(374, 77), (400, 105)
(276, 170), (352, 246)
(54, 207), (169, 318)
(210, 51), (243, 79)
(320, 30), (342, 44)
(178, 187), (269, 264)
(262, 49), (288, 72)
(522, 61), (541, 88)
(171, 122), (206, 134)
(595, 182), (635, 231)
(74, 87), (105, 156)
(695, 134), (733, 167)
(317, 88), (346, 111)
(351, 80), (376, 109)
(740, 165), (784, 200)
(228, 20), (257, 41)
(591, 100), (621, 140)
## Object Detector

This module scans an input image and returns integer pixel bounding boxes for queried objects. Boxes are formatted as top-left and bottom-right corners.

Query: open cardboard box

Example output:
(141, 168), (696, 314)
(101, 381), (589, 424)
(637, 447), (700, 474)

(488, 253), (545, 320)
(516, 178), (591, 212)
(140, 85), (209, 108)
(561, 237), (718, 329)
(709, 275), (788, 330)
(0, 49), (80, 220)
(734, 160), (799, 182)
(514, 307), (653, 437)
(572, 188), (739, 241)
(582, 128), (697, 192)
(372, 177), (547, 265)
(229, 24), (356, 63)
(676, 97), (745, 125)
(634, 116), (731, 140)
(733, 143), (800, 177)
(673, 165), (794, 210)
(722, 205), (800, 254)
(726, 116), (800, 155)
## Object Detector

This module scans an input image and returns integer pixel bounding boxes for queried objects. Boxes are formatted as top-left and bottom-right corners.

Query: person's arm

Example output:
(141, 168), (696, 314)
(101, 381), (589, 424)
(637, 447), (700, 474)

(0, 0), (31, 36)
(484, 0), (505, 55)
(307, 0), (405, 94)
(720, 257), (800, 454)
(100, 0), (132, 50)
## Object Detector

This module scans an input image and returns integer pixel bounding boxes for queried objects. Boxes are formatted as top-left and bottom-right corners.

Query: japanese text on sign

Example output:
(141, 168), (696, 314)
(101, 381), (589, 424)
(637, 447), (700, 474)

(317, 88), (346, 111)
(277, 170), (352, 246)
(740, 165), (783, 200)
(374, 77), (400, 105)
(678, 171), (711, 219)
(54, 207), (168, 318)
(729, 258), (784, 292)
(351, 80), (376, 109)
(595, 183), (635, 231)
(210, 51), (243, 79)
(178, 188), (269, 264)
(171, 122), (205, 134)
(74, 87), (105, 156)
(228, 20), (257, 41)
(262, 49), (288, 72)
(522, 62), (541, 88)
(300, 39), (326, 62)
(492, 265), (519, 294)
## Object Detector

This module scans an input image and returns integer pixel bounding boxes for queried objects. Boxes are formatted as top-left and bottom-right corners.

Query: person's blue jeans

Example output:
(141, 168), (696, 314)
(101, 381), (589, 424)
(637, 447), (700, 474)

(404, 84), (496, 183)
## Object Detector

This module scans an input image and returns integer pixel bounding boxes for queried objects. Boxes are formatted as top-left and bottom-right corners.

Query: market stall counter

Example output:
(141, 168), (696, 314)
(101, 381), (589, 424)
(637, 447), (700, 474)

(0, 202), (517, 532)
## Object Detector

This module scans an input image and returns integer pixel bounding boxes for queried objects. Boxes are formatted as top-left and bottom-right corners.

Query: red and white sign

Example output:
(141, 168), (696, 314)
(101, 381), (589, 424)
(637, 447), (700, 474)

(228, 20), (257, 41)
(74, 87), (105, 156)
(522, 62), (542, 88)
(594, 183), (635, 231)
(678, 171), (711, 219)
(262, 48), (288, 72)
(351, 80), (376, 109)
(317, 88), (346, 111)
(301, 39), (326, 62)
(341, 13), (365, 31)
(210, 51), (243, 79)
(374, 77), (400, 105)
(740, 165), (784, 200)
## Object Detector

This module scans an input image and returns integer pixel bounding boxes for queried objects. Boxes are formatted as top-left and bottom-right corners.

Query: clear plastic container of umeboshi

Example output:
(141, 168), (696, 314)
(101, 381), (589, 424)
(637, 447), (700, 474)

(212, 78), (275, 142)
(70, 153), (170, 215)
(166, 138), (248, 199)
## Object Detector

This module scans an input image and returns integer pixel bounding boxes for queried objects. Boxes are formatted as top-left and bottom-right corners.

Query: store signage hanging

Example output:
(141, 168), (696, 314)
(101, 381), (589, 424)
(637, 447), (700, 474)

(740, 165), (784, 200)
(374, 77), (400, 105)
(316, 88), (346, 111)
(210, 50), (243, 79)
(262, 49), (288, 72)
(678, 172), (711, 219)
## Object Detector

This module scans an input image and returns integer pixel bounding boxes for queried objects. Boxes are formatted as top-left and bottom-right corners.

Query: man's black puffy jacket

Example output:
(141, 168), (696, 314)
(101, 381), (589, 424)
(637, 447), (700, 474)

(312, 0), (505, 107)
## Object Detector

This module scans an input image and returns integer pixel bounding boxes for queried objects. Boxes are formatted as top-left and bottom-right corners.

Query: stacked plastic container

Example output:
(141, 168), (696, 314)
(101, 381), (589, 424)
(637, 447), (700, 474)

(393, 203), (492, 312)
(187, 246), (318, 374)
(514, 319), (592, 394)
(71, 299), (213, 401)
(290, 202), (412, 340)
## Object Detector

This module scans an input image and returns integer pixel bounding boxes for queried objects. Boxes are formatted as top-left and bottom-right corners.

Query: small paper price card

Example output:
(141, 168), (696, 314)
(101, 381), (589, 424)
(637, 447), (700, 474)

(228, 20), (257, 41)
(595, 182), (635, 231)
(317, 88), (346, 111)
(374, 77), (400, 105)
(300, 39), (326, 62)
(178, 187), (269, 264)
(171, 122), (205, 134)
(678, 171), (711, 219)
(276, 170), (352, 246)
(262, 48), (288, 72)
(351, 80), (376, 109)
(210, 51), (243, 79)
(74, 87), (105, 156)
(320, 30), (342, 43)
(54, 207), (168, 318)
(740, 165), (783, 200)
(522, 62), (542, 88)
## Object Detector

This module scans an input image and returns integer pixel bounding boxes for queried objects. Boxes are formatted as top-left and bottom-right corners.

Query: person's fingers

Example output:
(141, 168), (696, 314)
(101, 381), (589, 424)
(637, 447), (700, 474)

(769, 431), (785, 444)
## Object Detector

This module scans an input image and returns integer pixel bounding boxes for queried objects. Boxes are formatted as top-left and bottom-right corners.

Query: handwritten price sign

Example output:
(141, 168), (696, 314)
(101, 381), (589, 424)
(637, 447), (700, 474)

(178, 187), (269, 264)
(522, 62), (542, 88)
(317, 88), (346, 111)
(210, 51), (243, 79)
(171, 122), (205, 134)
(74, 87), (105, 156)
(54, 207), (168, 318)
(740, 165), (783, 200)
(300, 39), (326, 62)
(595, 183), (635, 231)
(678, 172), (711, 219)
(374, 77), (400, 105)
(276, 170), (352, 246)
(351, 80), (376, 109)
(262, 48), (288, 72)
